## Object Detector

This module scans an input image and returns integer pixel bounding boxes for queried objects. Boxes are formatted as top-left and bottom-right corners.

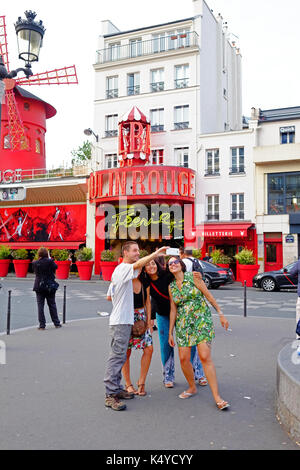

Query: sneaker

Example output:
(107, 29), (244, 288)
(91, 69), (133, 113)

(105, 395), (127, 411)
(116, 389), (134, 400)
(55, 324), (62, 328)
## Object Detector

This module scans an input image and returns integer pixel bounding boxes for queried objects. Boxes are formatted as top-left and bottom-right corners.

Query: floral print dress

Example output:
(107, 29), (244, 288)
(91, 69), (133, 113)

(170, 272), (215, 347)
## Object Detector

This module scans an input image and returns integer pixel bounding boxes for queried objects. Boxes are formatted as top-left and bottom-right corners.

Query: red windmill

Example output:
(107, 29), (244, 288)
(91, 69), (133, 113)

(0, 11), (78, 172)
(118, 106), (151, 167)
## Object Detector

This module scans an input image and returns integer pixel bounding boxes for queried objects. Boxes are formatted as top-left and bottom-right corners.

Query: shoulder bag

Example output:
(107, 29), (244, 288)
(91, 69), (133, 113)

(132, 285), (148, 337)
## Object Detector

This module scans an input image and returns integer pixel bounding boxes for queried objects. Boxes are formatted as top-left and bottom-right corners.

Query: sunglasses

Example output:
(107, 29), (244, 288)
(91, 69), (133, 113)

(168, 259), (181, 267)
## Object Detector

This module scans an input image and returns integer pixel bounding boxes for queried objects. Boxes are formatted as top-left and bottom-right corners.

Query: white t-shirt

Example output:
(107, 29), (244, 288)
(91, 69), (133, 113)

(109, 263), (139, 326)
(182, 257), (193, 272)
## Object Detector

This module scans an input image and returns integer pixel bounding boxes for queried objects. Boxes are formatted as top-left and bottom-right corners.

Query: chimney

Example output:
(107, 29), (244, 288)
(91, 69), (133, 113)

(193, 0), (202, 17)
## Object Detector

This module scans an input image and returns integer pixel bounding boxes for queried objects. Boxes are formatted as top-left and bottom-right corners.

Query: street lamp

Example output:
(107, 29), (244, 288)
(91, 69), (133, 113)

(15, 11), (45, 75)
(84, 128), (99, 142)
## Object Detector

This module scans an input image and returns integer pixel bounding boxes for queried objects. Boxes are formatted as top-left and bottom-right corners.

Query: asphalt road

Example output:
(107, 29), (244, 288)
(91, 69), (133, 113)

(0, 275), (298, 332)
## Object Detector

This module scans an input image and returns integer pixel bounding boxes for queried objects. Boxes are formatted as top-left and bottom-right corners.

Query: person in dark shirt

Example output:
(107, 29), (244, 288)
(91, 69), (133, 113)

(290, 259), (300, 339)
(32, 247), (61, 330)
(141, 259), (207, 388)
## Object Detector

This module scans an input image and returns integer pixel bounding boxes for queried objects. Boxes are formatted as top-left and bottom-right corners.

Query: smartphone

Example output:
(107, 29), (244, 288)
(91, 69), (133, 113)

(166, 248), (180, 256)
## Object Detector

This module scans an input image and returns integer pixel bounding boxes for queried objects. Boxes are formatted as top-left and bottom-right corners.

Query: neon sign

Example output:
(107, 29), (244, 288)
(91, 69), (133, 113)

(0, 169), (22, 184)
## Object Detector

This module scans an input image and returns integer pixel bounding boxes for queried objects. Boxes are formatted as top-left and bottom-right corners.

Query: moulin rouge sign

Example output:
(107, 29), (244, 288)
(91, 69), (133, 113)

(89, 166), (196, 202)
(0, 169), (23, 184)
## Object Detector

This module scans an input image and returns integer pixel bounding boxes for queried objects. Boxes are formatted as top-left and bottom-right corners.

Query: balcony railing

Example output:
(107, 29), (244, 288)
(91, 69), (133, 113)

(12, 167), (89, 182)
(174, 78), (189, 88)
(204, 169), (220, 176)
(229, 166), (245, 175)
(207, 213), (220, 221)
(127, 85), (140, 96)
(174, 122), (189, 130)
(151, 125), (164, 133)
(96, 32), (199, 64)
(150, 82), (164, 92)
(231, 212), (245, 220)
(106, 89), (118, 99)
(105, 130), (118, 138)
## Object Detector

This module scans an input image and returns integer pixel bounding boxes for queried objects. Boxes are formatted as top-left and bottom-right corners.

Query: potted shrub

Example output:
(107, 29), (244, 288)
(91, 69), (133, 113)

(0, 245), (11, 277)
(210, 249), (232, 268)
(75, 247), (94, 280)
(192, 249), (202, 260)
(100, 250), (117, 281)
(11, 249), (31, 278)
(235, 249), (259, 287)
(139, 249), (149, 258)
(51, 249), (71, 280)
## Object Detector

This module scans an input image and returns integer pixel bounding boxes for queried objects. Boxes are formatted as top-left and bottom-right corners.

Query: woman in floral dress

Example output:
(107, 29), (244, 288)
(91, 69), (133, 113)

(168, 257), (230, 410)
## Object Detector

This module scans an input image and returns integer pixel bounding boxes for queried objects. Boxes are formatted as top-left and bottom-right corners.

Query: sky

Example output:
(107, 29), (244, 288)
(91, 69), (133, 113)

(2, 0), (300, 168)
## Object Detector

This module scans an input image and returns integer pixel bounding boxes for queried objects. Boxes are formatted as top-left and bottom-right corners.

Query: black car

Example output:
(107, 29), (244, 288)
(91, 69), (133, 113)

(198, 260), (235, 289)
(253, 262), (298, 292)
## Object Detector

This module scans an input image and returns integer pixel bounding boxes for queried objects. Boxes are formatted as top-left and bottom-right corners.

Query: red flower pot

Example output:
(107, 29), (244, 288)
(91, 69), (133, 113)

(217, 264), (230, 269)
(100, 261), (118, 281)
(239, 264), (260, 287)
(56, 260), (71, 280)
(0, 259), (11, 277)
(76, 261), (94, 280)
(13, 259), (31, 278)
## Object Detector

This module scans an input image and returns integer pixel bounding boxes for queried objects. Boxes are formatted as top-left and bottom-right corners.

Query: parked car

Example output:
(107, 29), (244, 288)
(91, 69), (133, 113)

(253, 262), (298, 292)
(198, 260), (235, 289)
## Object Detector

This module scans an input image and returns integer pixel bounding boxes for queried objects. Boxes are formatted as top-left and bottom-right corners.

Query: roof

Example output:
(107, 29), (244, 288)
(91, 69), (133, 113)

(259, 106), (300, 123)
(119, 106), (149, 124)
(15, 86), (57, 119)
(104, 17), (194, 38)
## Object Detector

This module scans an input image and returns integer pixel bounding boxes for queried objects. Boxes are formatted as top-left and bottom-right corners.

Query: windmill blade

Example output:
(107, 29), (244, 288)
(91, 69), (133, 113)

(0, 16), (10, 71)
(5, 89), (29, 151)
(15, 65), (78, 86)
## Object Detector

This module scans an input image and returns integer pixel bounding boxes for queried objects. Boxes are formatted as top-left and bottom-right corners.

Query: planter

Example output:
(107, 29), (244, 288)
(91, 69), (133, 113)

(0, 259), (11, 277)
(238, 264), (260, 287)
(56, 260), (71, 280)
(13, 259), (31, 278)
(76, 261), (94, 280)
(217, 264), (230, 269)
(100, 261), (118, 281)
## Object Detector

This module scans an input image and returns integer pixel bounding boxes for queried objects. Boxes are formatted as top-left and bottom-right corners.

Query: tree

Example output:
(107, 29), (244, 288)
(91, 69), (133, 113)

(71, 140), (92, 166)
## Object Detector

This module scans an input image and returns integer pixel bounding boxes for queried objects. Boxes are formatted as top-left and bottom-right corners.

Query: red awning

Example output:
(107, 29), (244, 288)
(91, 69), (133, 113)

(0, 242), (83, 249)
(197, 223), (254, 239)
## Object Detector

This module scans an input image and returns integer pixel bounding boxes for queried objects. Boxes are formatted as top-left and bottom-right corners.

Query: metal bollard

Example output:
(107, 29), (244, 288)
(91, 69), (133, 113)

(244, 281), (247, 317)
(7, 290), (11, 335)
(63, 285), (66, 324)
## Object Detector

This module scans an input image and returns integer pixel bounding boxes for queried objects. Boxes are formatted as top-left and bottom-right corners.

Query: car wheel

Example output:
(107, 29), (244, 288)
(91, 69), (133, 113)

(203, 276), (212, 289)
(261, 277), (277, 292)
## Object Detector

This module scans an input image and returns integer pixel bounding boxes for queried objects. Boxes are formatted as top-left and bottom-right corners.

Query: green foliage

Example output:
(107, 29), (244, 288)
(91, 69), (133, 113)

(234, 249), (256, 265)
(100, 250), (116, 261)
(75, 247), (93, 261)
(139, 249), (149, 259)
(11, 249), (29, 260)
(0, 245), (11, 259)
(210, 249), (232, 265)
(30, 250), (39, 261)
(51, 249), (70, 261)
(71, 140), (92, 166)
(192, 249), (202, 259)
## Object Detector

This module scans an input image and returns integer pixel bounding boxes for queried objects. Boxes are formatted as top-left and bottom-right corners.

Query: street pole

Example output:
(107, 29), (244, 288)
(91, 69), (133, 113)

(0, 79), (5, 145)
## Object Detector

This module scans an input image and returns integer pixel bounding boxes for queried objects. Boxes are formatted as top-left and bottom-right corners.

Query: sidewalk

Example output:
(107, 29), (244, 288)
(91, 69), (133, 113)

(0, 315), (298, 450)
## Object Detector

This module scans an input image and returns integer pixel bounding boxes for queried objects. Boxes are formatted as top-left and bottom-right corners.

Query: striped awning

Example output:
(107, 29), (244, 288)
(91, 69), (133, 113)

(119, 106), (150, 124)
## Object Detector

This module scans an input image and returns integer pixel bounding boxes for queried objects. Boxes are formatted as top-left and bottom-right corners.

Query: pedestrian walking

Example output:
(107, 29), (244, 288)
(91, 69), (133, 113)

(32, 247), (61, 330)
(179, 246), (204, 274)
(141, 259), (207, 388)
(167, 256), (230, 410)
(103, 243), (168, 411)
(289, 259), (300, 339)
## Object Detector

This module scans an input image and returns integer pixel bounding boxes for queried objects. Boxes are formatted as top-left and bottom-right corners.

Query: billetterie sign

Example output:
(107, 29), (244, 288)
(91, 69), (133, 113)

(89, 166), (195, 201)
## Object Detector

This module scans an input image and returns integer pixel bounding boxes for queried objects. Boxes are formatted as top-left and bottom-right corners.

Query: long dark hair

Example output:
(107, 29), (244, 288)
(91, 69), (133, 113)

(166, 256), (186, 275)
(139, 258), (165, 285)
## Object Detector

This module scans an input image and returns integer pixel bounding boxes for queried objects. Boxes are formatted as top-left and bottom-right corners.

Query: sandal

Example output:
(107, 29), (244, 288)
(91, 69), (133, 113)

(125, 384), (138, 394)
(198, 377), (208, 386)
(179, 390), (197, 399)
(216, 400), (230, 411)
(136, 383), (147, 396)
(165, 382), (174, 388)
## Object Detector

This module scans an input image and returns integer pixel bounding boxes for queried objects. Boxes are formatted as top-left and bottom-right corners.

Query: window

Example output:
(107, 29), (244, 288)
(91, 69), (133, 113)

(24, 102), (30, 111)
(152, 33), (166, 53)
(207, 195), (219, 221)
(35, 139), (41, 154)
(175, 147), (189, 168)
(168, 29), (190, 50)
(107, 42), (120, 61)
(205, 149), (220, 176)
(280, 126), (295, 144)
(106, 76), (118, 99)
(105, 154), (118, 169)
(130, 38), (142, 58)
(151, 149), (164, 165)
(174, 105), (189, 129)
(105, 114), (118, 137)
(268, 172), (300, 214)
(175, 65), (189, 88)
(231, 194), (244, 220)
(230, 147), (245, 174)
(150, 108), (164, 132)
(3, 134), (11, 149)
(127, 73), (140, 95)
(150, 68), (164, 92)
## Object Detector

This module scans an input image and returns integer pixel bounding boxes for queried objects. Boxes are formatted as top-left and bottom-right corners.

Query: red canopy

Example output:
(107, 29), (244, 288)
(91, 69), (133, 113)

(119, 106), (149, 124)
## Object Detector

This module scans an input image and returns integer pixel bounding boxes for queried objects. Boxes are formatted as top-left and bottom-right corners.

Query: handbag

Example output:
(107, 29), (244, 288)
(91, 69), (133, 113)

(132, 285), (148, 337)
(38, 278), (59, 294)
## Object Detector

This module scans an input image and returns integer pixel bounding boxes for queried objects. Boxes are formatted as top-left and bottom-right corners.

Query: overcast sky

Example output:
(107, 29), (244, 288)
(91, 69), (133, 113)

(3, 0), (300, 167)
